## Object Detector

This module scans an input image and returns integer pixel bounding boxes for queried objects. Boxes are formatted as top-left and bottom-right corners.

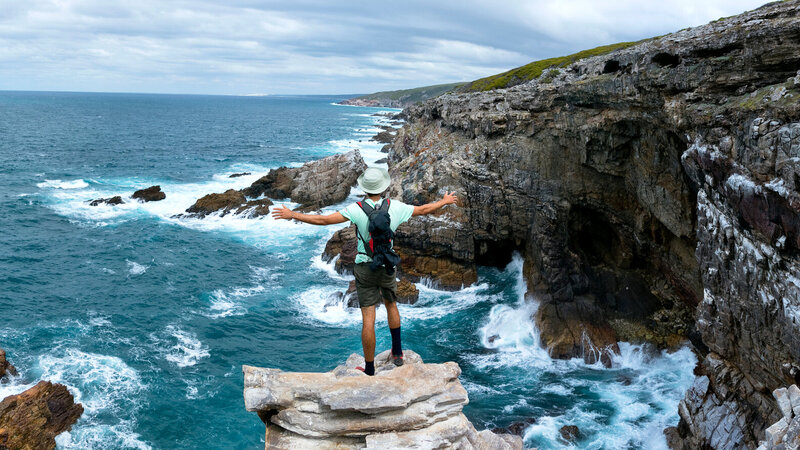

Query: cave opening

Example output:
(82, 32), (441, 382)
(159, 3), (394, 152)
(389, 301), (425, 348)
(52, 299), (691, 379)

(474, 238), (521, 268)
(602, 60), (621, 74)
(567, 206), (626, 268)
(652, 52), (681, 68)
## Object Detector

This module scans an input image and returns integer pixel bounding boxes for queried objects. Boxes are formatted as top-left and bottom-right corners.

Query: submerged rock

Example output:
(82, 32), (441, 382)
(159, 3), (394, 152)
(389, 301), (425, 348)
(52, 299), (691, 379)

(243, 149), (367, 209)
(560, 425), (580, 442)
(0, 380), (84, 450)
(491, 418), (537, 437)
(132, 185), (166, 202)
(243, 350), (522, 449)
(88, 196), (124, 206)
(0, 347), (17, 379)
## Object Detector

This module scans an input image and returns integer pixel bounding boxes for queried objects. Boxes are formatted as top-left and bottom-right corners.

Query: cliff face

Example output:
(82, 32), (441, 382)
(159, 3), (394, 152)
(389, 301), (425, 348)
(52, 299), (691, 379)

(384, 0), (800, 446)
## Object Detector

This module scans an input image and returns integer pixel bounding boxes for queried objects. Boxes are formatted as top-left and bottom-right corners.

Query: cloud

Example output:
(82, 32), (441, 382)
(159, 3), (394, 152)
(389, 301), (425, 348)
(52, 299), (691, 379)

(0, 0), (771, 94)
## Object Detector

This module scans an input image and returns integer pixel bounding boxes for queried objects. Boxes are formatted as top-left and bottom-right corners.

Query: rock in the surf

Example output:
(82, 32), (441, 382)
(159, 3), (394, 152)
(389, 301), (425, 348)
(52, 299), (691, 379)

(0, 380), (84, 450)
(229, 172), (251, 178)
(88, 196), (124, 206)
(132, 185), (166, 202)
(396, 278), (419, 304)
(322, 225), (357, 275)
(560, 424), (580, 442)
(371, 128), (397, 144)
(0, 347), (17, 379)
(242, 149), (367, 209)
(185, 189), (246, 217)
(182, 189), (274, 218)
(243, 350), (522, 449)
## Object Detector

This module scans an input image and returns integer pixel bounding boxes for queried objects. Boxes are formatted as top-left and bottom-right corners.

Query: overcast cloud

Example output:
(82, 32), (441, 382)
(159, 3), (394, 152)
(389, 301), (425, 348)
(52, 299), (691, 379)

(0, 0), (770, 95)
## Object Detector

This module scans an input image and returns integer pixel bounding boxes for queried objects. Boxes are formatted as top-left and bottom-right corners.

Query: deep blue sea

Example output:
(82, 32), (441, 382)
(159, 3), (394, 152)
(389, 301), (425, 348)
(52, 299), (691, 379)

(0, 91), (696, 449)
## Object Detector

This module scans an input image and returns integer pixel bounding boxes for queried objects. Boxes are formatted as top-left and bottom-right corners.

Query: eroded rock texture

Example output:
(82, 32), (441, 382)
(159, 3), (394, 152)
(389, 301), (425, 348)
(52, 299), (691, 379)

(243, 350), (521, 449)
(0, 381), (84, 450)
(375, 0), (800, 446)
(243, 149), (367, 210)
(182, 150), (367, 218)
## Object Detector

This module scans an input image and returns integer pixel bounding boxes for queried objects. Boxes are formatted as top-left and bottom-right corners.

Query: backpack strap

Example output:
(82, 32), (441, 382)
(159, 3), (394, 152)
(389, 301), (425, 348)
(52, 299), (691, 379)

(355, 200), (375, 257)
(357, 200), (375, 216)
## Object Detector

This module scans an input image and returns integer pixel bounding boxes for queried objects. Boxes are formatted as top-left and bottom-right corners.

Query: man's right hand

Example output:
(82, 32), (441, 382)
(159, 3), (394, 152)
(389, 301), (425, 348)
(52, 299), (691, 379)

(442, 191), (458, 206)
(271, 204), (294, 220)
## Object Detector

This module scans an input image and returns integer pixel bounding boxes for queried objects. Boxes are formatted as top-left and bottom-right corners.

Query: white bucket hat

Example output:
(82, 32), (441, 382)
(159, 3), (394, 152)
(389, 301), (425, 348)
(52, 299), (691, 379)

(357, 167), (391, 194)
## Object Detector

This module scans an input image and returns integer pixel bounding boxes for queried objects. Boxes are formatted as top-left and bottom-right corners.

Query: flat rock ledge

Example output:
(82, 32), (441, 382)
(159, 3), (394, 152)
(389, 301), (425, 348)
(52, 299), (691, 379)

(243, 350), (523, 449)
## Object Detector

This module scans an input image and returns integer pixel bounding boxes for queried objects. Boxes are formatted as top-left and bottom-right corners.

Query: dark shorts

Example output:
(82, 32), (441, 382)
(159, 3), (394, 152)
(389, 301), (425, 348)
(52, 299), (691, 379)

(354, 263), (397, 308)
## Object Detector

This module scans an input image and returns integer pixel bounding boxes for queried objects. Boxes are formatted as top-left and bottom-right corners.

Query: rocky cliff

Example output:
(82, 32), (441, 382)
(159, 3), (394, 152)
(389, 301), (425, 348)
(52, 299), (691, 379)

(243, 350), (522, 449)
(377, 1), (800, 447)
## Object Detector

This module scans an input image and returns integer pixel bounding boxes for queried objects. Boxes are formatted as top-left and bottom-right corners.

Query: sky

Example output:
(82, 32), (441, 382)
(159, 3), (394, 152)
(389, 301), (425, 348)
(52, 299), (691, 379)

(0, 0), (771, 95)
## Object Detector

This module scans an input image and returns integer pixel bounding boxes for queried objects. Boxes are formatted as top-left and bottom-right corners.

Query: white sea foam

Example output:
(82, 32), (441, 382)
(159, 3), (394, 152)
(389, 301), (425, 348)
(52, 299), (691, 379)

(205, 285), (266, 318)
(36, 179), (89, 189)
(126, 260), (148, 276)
(159, 325), (210, 368)
(34, 348), (152, 449)
(293, 286), (363, 326)
(310, 253), (354, 282)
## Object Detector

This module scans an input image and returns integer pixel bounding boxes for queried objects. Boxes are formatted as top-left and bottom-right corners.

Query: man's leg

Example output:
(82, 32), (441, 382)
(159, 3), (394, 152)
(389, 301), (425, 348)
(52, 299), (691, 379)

(384, 299), (403, 360)
(360, 305), (376, 375)
(385, 299), (400, 329)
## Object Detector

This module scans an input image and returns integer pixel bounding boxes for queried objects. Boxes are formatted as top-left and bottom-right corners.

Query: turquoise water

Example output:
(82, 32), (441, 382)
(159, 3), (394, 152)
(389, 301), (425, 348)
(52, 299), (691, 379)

(0, 91), (696, 449)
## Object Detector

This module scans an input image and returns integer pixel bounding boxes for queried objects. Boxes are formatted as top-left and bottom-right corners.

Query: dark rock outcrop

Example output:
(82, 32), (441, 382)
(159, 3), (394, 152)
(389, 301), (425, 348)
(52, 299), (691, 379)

(183, 189), (273, 218)
(243, 150), (367, 209)
(371, 129), (397, 144)
(229, 172), (251, 178)
(132, 185), (166, 202)
(0, 381), (84, 450)
(88, 196), (124, 206)
(322, 226), (358, 275)
(0, 347), (16, 379)
(378, 0), (800, 445)
(560, 425), (580, 442)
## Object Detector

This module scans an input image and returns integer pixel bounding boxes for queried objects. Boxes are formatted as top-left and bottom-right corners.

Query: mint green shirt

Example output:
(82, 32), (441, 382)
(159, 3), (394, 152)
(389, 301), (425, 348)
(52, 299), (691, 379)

(339, 198), (415, 264)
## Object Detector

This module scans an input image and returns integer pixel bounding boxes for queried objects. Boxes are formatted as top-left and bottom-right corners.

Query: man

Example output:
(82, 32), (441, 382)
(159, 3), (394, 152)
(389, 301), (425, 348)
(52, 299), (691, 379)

(272, 166), (458, 375)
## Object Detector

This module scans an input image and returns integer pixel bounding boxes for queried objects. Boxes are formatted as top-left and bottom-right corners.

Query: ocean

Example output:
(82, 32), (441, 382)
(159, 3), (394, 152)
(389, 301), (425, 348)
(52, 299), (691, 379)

(0, 91), (696, 449)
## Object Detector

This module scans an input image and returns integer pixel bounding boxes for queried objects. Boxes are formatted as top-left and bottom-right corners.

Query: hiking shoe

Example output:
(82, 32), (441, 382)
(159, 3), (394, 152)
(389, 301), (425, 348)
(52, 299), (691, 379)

(392, 353), (404, 367)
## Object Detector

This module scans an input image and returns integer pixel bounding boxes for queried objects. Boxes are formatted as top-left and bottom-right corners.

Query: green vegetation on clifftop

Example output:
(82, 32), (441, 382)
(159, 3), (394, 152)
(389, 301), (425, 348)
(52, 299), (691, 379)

(457, 40), (647, 92)
(341, 38), (653, 106)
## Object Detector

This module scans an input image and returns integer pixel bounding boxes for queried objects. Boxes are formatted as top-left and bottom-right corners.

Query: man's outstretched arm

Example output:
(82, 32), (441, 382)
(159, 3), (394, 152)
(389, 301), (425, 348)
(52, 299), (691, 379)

(412, 191), (458, 216)
(271, 204), (348, 225)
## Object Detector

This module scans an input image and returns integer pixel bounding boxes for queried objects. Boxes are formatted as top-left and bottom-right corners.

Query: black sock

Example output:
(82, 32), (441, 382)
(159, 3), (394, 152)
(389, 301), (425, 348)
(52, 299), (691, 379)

(364, 360), (375, 376)
(390, 326), (402, 356)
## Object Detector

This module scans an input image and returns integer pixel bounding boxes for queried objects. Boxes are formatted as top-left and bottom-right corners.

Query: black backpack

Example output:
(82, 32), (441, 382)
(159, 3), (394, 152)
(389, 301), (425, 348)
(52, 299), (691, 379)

(356, 199), (401, 275)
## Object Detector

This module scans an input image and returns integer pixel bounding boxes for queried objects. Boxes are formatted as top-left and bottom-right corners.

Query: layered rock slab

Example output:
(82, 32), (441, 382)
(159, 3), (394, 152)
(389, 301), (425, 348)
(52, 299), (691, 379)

(243, 350), (522, 449)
